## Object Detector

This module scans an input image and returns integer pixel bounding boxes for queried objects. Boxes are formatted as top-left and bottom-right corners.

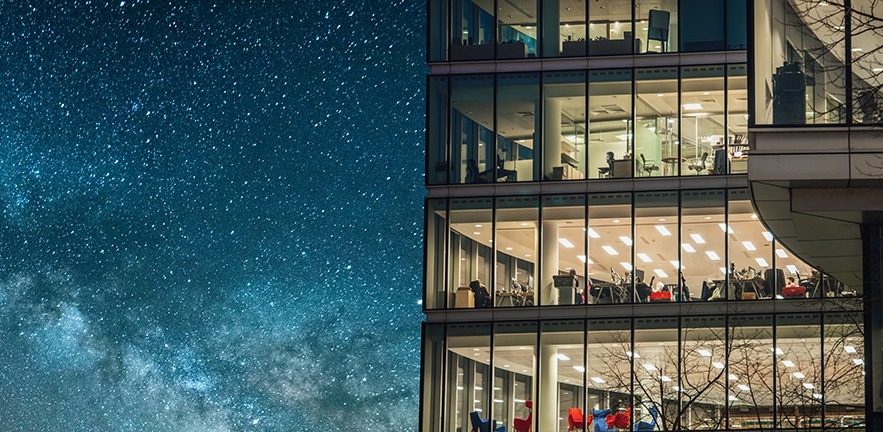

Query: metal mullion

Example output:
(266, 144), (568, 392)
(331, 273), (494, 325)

(446, 76), (452, 185)
(537, 195), (543, 308)
(629, 317), (636, 428)
(493, 74), (499, 182)
(724, 315), (731, 430)
(489, 324), (496, 430)
(677, 66), (683, 177)
(772, 314), (779, 428)
(583, 193), (589, 306)
(493, 0), (498, 59)
(820, 313), (827, 430)
(724, 65), (730, 175)
(724, 190), (730, 300)
(535, 320), (542, 432)
(678, 191), (683, 303)
(677, 316), (683, 430)
(538, 71), (545, 183)
(492, 197), (497, 308)
(582, 319), (589, 432)
(746, 0), (756, 128)
(845, 0), (853, 124)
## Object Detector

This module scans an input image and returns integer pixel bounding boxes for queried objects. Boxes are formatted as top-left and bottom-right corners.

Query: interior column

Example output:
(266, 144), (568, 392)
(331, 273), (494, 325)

(539, 344), (559, 432)
(542, 221), (560, 305)
(544, 98), (562, 179)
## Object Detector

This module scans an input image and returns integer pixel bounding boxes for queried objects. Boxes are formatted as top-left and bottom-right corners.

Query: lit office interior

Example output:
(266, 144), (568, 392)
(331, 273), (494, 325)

(422, 313), (864, 431)
(753, 0), (883, 124)
(428, 0), (748, 61)
(423, 189), (854, 310)
(428, 65), (749, 185)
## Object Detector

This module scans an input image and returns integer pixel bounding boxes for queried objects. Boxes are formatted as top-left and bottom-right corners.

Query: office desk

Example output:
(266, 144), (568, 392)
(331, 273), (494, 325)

(611, 159), (633, 178)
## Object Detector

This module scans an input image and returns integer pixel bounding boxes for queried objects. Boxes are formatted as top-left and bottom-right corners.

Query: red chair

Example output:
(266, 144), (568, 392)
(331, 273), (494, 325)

(567, 408), (584, 431)
(611, 408), (631, 430)
(513, 401), (532, 432)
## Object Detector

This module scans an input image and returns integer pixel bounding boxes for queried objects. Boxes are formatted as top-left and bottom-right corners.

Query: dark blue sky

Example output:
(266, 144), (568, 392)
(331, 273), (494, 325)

(0, 1), (425, 430)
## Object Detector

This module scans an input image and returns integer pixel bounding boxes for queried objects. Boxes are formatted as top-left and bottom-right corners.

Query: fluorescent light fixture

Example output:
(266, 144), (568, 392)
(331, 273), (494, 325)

(672, 385), (681, 391)
(729, 374), (739, 381)
(776, 249), (788, 258)
(691, 233), (706, 244)
(655, 225), (672, 236)
(682, 243), (696, 253)
(803, 383), (815, 389)
(494, 399), (504, 403)
(591, 376), (605, 384)
(756, 258), (769, 267)
(718, 223), (733, 234)
(660, 375), (672, 382)
(619, 236), (633, 246)
(503, 364), (511, 368)
(683, 103), (703, 110)
(772, 347), (784, 355)
(457, 386), (464, 390)
(697, 349), (712, 357)
(588, 228), (600, 238)
(793, 372), (805, 379)
(514, 399), (526, 403)
(615, 133), (633, 141)
(602, 245), (619, 255)
(853, 358), (865, 366)
(720, 267), (728, 275)
(671, 260), (683, 269)
(712, 362), (725, 369)
(473, 231), (481, 235)
(786, 265), (799, 274)
(505, 247), (514, 251)
(737, 384), (750, 392)
(845, 346), (857, 354)
(728, 395), (738, 401)
(852, 47), (863, 52)
(627, 351), (640, 359)
(559, 238), (575, 248)
(637, 253), (653, 263)
(556, 353), (571, 361)
(813, 393), (824, 399)
(621, 262), (633, 271)
(577, 255), (588, 263)
(763, 231), (773, 241)
(705, 251), (721, 260)
(742, 241), (756, 251)
(653, 269), (669, 278)
(643, 363), (657, 371)
(781, 360), (795, 368)
(474, 386), (483, 390)
(573, 365), (586, 372)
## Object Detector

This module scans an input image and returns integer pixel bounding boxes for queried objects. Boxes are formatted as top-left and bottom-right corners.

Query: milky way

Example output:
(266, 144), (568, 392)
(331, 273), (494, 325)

(0, 2), (425, 430)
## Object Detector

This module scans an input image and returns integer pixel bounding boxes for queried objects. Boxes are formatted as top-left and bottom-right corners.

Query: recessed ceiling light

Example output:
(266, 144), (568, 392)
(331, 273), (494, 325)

(475, 224), (483, 228)
(655, 225), (672, 236)
(591, 376), (605, 383)
(762, 231), (773, 241)
(643, 363), (657, 371)
(712, 362), (725, 369)
(682, 243), (696, 253)
(505, 247), (514, 251)
(718, 223), (733, 234)
(602, 245), (618, 255)
(556, 353), (570, 361)
(853, 358), (865, 366)
(737, 384), (750, 392)
(742, 241), (756, 251)
(803, 383), (815, 389)
(782, 360), (795, 367)
(729, 374), (738, 381)
(755, 257), (769, 267)
(670, 260), (683, 269)
(621, 262), (633, 271)
(845, 346), (857, 354)
(619, 236), (633, 246)
(776, 249), (788, 258)
(697, 349), (712, 357)
(653, 269), (668, 278)
(588, 228), (601, 238)
(786, 264), (799, 274)
(706, 251), (720, 260)
(691, 234), (705, 244)
(559, 238), (575, 248)
(573, 365), (586, 372)
(683, 103), (703, 110)
(637, 253), (652, 263)
(660, 376), (672, 382)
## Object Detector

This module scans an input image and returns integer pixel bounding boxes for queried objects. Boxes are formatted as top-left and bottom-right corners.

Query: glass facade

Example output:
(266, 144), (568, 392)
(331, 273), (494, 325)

(430, 65), (753, 185)
(422, 312), (865, 431)
(431, 0), (747, 61)
(424, 188), (851, 310)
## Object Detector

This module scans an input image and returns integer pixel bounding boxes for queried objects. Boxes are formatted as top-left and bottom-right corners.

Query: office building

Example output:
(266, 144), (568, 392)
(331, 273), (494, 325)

(421, 1), (881, 430)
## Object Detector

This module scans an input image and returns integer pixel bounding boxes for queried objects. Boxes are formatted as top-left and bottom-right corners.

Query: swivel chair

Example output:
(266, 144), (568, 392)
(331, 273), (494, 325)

(470, 411), (506, 432)
(640, 154), (659, 176)
(598, 152), (615, 178)
(688, 152), (709, 175)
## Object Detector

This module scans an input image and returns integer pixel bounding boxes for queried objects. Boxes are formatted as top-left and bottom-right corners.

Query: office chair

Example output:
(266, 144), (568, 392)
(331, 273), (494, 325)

(470, 412), (506, 432)
(763, 268), (786, 297)
(688, 152), (709, 175)
(513, 401), (533, 432)
(597, 152), (615, 178)
(639, 154), (659, 176)
(635, 406), (659, 431)
(567, 407), (589, 431)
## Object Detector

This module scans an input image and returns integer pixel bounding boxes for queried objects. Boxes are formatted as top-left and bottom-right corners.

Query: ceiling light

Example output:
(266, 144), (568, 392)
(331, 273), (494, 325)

(671, 260), (683, 269)
(691, 234), (705, 244)
(588, 228), (600, 238)
(782, 360), (795, 367)
(804, 383), (815, 389)
(697, 349), (712, 357)
(776, 249), (788, 258)
(712, 362), (725, 369)
(657, 93), (665, 97)
(660, 376), (672, 382)
(852, 47), (863, 52)
(504, 364), (511, 368)
(621, 262), (633, 271)
(786, 265), (799, 274)
(473, 231), (481, 235)
(728, 395), (738, 401)
(755, 257), (769, 267)
(737, 384), (750, 392)
(602, 245), (618, 255)
(793, 372), (806, 379)
(653, 269), (669, 278)
(719, 267), (728, 275)
(762, 231), (773, 241)
(874, 67), (883, 72)
(655, 225), (672, 236)
(706, 251), (721, 260)
(475, 224), (483, 228)
(612, 219), (620, 223)
(845, 346), (857, 354)
(729, 374), (738, 381)
(556, 353), (570, 361)
(719, 223), (733, 234)
(683, 103), (703, 110)
(813, 393), (824, 399)
(577, 255), (588, 263)
(559, 238), (575, 248)
(573, 365), (586, 372)
(682, 243), (696, 253)
(742, 241), (756, 251)
(643, 364), (657, 371)
(772, 347), (784, 355)
(616, 133), (633, 141)
(620, 236), (633, 246)
(637, 253), (653, 263)
(591, 376), (605, 383)
(505, 247), (513, 251)
(853, 358), (865, 366)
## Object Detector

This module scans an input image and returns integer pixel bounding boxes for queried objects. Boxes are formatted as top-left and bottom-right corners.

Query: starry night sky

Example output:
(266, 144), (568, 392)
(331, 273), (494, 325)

(0, 2), (425, 430)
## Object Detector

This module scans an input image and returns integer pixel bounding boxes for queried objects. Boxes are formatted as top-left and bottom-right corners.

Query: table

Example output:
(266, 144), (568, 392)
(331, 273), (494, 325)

(661, 157), (685, 176)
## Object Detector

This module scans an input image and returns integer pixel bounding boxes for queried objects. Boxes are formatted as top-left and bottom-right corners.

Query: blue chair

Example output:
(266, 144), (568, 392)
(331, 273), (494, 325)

(634, 406), (659, 431)
(591, 409), (612, 432)
(470, 411), (507, 432)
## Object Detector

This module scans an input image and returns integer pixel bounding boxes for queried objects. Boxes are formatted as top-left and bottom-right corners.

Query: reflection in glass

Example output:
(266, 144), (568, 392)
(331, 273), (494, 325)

(636, 68), (678, 176)
(681, 66), (725, 177)
(541, 195), (587, 306)
(680, 0), (724, 52)
(588, 193), (632, 304)
(824, 313), (865, 427)
(727, 315), (774, 430)
(634, 317), (678, 430)
(497, 73), (539, 183)
(450, 0), (495, 61)
(495, 197), (538, 307)
(422, 324), (445, 432)
(775, 314), (822, 429)
(449, 198), (493, 308)
(680, 316), (727, 430)
(543, 71), (587, 181)
(446, 324), (492, 432)
(429, 0), (450, 61)
(428, 76), (450, 185)
(589, 70), (632, 179)
(852, 0), (883, 123)
(586, 319), (632, 422)
(495, 322), (537, 431)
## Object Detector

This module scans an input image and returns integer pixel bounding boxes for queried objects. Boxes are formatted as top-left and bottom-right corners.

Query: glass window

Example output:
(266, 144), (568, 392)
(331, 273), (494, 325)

(775, 314), (823, 429)
(497, 73), (539, 182)
(446, 323), (492, 432)
(540, 320), (585, 432)
(543, 71), (587, 181)
(451, 0), (495, 61)
(451, 75), (494, 184)
(635, 0), (678, 54)
(497, 0), (537, 58)
(681, 190), (727, 301)
(681, 66), (725, 177)
(589, 0), (635, 55)
(851, 0), (883, 123)
(495, 196), (538, 307)
(588, 193), (632, 304)
(824, 312), (865, 428)
(429, 0), (450, 61)
(771, 240), (814, 299)
(589, 69), (632, 179)
(634, 317), (679, 430)
(727, 315), (774, 430)
(680, 0), (724, 52)
(586, 319), (633, 425)
(428, 76), (450, 185)
(552, 0), (587, 57)
(634, 192), (679, 303)
(635, 68), (678, 176)
(494, 322), (537, 431)
(726, 64), (749, 174)
(680, 316), (727, 430)
(426, 199), (448, 310)
(449, 198), (494, 309)
(422, 324), (445, 432)
(728, 189), (773, 301)
(725, 0), (747, 50)
(541, 195), (587, 306)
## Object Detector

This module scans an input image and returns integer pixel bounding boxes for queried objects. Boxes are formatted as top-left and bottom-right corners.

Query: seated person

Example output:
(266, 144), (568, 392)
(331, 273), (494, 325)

(785, 276), (798, 288)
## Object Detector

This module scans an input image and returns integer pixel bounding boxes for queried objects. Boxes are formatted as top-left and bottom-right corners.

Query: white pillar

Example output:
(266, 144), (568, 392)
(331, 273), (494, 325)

(539, 344), (559, 432)
(542, 221), (560, 306)
(544, 98), (562, 179)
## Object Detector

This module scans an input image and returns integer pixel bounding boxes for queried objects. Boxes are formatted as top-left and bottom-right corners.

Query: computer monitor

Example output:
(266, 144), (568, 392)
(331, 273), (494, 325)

(634, 269), (645, 283)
